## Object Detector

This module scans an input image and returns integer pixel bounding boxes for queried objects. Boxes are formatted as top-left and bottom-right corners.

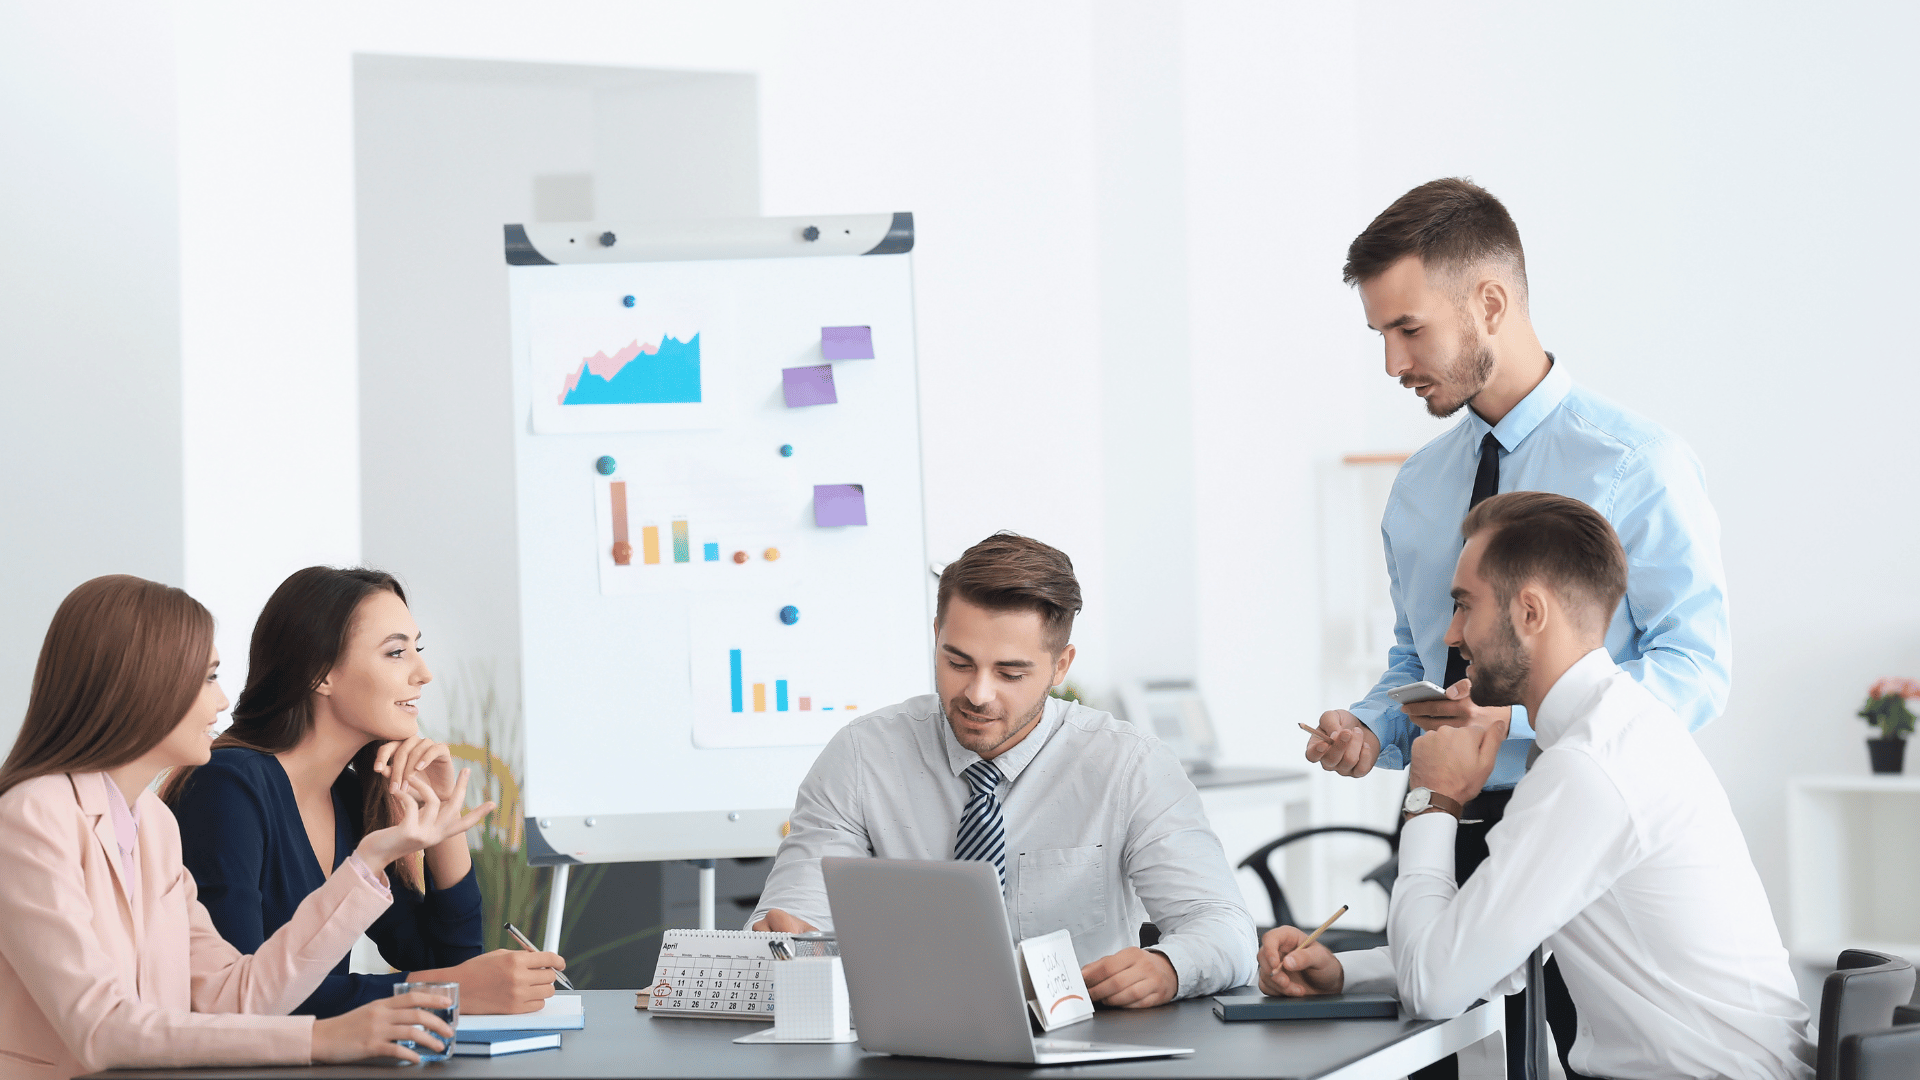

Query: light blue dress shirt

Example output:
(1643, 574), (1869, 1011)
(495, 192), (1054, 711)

(1352, 360), (1731, 789)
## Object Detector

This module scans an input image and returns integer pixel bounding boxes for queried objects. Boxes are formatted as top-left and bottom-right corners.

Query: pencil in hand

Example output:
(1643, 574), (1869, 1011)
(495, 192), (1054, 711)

(1291, 904), (1349, 955)
(1298, 722), (1332, 743)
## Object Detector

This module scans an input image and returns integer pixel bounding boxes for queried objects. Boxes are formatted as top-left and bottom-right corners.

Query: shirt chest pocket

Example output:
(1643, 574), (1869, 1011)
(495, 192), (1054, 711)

(1016, 844), (1108, 941)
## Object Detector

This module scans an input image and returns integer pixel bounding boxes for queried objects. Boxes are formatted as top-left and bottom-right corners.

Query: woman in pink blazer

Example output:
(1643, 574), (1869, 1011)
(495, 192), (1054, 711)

(0, 575), (495, 1077)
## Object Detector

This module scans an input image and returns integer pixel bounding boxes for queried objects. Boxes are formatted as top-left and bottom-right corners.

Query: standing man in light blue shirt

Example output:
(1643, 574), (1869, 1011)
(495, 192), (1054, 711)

(1303, 178), (1730, 1080)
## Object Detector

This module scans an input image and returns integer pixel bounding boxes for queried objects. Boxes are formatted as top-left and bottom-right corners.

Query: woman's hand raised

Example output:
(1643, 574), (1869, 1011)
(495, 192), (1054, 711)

(310, 991), (454, 1064)
(353, 771), (493, 871)
(372, 735), (459, 801)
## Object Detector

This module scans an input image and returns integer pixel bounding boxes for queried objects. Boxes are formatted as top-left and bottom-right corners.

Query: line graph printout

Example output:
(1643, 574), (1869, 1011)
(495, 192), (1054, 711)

(530, 286), (730, 434)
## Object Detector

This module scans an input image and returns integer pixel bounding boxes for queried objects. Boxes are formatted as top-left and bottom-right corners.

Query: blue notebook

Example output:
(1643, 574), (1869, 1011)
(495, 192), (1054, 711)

(451, 1031), (562, 1057)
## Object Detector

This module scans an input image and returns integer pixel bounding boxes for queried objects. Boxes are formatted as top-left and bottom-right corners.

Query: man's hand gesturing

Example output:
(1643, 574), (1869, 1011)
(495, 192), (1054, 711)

(1305, 710), (1380, 777)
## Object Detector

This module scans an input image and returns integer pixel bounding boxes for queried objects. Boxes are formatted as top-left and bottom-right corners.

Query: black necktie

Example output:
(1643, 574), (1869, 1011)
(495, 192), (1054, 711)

(1442, 432), (1502, 687)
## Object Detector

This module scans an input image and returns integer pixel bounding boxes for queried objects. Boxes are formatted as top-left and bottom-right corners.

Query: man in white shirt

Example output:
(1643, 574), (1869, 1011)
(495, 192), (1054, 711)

(1260, 492), (1813, 1080)
(752, 532), (1255, 1006)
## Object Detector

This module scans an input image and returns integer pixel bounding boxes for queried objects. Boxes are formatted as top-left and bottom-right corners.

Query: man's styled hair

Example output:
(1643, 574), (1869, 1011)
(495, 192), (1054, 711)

(1462, 492), (1627, 633)
(936, 532), (1082, 653)
(1342, 178), (1528, 306)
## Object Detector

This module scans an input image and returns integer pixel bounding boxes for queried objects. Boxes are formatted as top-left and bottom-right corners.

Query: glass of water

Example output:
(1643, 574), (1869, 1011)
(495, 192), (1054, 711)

(392, 981), (459, 1063)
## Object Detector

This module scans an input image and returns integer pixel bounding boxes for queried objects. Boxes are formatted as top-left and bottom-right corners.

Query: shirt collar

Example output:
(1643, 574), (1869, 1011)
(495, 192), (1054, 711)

(1532, 647), (1618, 747)
(100, 773), (142, 854)
(1467, 355), (1569, 453)
(939, 695), (1062, 784)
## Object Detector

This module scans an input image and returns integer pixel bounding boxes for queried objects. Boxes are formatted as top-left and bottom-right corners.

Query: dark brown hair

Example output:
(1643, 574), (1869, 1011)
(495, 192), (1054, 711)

(1462, 492), (1627, 632)
(0, 576), (215, 801)
(1343, 177), (1528, 305)
(161, 566), (421, 888)
(936, 533), (1082, 653)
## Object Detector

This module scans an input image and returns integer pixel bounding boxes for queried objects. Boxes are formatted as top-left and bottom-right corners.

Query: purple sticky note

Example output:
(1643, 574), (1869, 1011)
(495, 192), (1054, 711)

(782, 364), (838, 407)
(813, 484), (868, 527)
(821, 325), (874, 360)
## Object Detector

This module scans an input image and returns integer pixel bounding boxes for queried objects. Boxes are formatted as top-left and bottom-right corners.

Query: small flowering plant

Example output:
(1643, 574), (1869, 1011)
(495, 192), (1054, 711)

(1859, 677), (1920, 741)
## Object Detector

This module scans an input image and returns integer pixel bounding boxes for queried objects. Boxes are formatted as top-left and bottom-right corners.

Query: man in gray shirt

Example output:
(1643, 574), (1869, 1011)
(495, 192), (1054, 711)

(752, 532), (1255, 1006)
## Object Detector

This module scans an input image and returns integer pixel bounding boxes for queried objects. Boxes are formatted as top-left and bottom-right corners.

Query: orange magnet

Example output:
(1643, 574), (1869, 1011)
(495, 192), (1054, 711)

(763, 547), (781, 562)
(732, 550), (749, 564)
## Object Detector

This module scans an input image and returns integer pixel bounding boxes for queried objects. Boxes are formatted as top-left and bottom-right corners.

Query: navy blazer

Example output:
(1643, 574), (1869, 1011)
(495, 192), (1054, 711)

(171, 747), (484, 1017)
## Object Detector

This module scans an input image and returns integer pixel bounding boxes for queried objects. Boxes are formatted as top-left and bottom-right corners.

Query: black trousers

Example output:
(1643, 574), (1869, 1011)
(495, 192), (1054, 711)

(1408, 788), (1592, 1080)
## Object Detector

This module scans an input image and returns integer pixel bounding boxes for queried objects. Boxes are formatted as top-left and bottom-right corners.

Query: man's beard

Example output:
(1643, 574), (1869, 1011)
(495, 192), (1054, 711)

(942, 692), (1049, 757)
(1466, 611), (1530, 707)
(1423, 324), (1496, 418)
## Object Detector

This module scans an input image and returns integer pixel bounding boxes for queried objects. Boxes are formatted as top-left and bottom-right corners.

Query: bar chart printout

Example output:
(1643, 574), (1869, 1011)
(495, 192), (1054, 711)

(726, 648), (851, 715)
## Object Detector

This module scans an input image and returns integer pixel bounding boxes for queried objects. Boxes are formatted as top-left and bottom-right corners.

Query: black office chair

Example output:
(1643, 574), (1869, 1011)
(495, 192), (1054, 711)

(1840, 1024), (1920, 1080)
(1817, 949), (1916, 1080)
(1237, 826), (1397, 952)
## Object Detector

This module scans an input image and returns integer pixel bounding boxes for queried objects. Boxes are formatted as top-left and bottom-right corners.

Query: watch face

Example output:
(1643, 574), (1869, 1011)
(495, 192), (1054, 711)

(1404, 787), (1431, 813)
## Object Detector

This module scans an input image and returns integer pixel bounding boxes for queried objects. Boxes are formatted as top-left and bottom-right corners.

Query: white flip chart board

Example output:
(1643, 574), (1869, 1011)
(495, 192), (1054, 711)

(505, 213), (930, 864)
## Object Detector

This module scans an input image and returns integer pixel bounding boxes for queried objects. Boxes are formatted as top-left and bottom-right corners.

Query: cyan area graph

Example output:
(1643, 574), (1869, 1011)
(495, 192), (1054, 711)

(559, 334), (702, 405)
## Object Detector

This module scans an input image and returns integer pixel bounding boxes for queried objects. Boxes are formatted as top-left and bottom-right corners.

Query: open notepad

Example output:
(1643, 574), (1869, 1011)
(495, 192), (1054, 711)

(457, 994), (584, 1031)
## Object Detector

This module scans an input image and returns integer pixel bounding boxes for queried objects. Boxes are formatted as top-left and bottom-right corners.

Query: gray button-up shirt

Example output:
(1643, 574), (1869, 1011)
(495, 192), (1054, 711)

(750, 694), (1256, 999)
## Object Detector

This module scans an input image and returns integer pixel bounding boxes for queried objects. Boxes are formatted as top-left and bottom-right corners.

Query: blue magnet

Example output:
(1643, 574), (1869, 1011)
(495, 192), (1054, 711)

(779, 444), (794, 458)
(595, 455), (617, 475)
(622, 295), (635, 308)
(779, 605), (800, 625)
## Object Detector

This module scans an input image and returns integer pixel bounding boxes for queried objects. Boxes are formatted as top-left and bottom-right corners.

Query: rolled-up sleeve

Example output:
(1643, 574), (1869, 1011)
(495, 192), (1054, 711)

(1123, 743), (1257, 998)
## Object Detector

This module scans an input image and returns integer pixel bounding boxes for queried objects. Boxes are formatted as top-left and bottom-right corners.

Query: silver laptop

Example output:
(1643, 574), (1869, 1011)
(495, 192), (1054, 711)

(822, 856), (1192, 1065)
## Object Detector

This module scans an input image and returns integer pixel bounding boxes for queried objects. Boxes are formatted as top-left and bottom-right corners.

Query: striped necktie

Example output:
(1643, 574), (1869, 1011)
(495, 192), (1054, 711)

(954, 759), (1007, 891)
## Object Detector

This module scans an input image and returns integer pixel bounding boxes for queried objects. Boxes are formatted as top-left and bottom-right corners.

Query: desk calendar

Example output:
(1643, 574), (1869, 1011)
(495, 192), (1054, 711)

(644, 930), (792, 1018)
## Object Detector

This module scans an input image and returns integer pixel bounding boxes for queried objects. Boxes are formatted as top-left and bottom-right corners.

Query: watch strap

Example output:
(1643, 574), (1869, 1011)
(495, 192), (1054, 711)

(1405, 790), (1465, 821)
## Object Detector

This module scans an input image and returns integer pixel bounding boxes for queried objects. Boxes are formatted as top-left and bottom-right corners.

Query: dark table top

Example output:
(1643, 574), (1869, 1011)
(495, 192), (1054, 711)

(91, 988), (1471, 1079)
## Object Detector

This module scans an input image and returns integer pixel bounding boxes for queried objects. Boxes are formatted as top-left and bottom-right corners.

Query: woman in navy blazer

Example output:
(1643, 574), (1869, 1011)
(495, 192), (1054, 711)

(166, 567), (565, 1018)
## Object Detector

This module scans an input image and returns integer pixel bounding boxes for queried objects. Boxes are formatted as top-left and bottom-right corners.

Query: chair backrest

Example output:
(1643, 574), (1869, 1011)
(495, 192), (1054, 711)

(1839, 1025), (1920, 1080)
(1819, 950), (1917, 1080)
(1236, 825), (1396, 929)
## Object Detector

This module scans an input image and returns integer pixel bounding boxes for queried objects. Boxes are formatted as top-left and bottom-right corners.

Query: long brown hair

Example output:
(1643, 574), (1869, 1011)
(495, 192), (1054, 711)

(161, 566), (421, 889)
(0, 576), (215, 801)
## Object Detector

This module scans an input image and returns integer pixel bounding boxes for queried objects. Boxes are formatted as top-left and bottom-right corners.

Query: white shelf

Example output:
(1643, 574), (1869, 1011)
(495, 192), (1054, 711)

(1788, 774), (1920, 794)
(1787, 776), (1920, 961)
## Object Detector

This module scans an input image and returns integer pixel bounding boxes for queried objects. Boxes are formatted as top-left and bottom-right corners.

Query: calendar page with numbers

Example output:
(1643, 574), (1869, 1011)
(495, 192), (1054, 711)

(644, 929), (792, 1018)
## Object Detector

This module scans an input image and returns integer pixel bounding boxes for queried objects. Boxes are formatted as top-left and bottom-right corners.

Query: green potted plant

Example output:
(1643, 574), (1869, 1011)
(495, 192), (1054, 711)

(1857, 677), (1919, 774)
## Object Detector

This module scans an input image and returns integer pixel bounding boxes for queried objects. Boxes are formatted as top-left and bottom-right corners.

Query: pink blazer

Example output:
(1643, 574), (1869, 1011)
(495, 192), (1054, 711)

(0, 773), (393, 1078)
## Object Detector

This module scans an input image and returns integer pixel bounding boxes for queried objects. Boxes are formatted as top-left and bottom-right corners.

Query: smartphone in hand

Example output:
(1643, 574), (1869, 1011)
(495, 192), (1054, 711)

(1387, 681), (1448, 705)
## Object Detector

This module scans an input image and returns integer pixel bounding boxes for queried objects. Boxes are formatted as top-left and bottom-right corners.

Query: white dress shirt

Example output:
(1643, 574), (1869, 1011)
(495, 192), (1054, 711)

(1341, 650), (1813, 1080)
(752, 694), (1256, 999)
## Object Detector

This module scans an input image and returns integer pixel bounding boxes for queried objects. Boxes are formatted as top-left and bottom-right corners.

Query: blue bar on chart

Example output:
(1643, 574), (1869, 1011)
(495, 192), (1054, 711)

(729, 650), (743, 712)
(776, 680), (789, 711)
(703, 542), (720, 561)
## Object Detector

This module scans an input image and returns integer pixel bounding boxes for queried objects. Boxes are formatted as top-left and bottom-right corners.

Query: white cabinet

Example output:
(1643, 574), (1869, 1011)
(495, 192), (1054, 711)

(1786, 775), (1920, 966)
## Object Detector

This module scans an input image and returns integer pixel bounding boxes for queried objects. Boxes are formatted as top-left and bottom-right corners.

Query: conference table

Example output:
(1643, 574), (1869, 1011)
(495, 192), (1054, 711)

(92, 989), (1502, 1079)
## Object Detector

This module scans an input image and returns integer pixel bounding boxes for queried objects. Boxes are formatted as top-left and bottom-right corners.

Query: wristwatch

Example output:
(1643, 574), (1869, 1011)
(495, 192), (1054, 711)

(1402, 787), (1465, 822)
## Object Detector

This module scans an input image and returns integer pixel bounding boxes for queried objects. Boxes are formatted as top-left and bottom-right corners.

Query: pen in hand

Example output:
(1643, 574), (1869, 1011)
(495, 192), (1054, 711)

(503, 922), (575, 991)
(1292, 905), (1349, 956)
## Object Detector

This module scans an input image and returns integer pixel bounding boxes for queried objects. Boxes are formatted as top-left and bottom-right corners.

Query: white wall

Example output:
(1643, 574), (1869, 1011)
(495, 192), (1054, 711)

(1179, 0), (1920, 930)
(5, 0), (1914, 944)
(0, 2), (184, 743)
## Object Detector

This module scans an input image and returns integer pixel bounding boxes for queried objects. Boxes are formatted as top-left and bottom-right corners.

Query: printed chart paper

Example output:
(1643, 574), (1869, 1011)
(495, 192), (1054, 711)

(529, 287), (730, 434)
